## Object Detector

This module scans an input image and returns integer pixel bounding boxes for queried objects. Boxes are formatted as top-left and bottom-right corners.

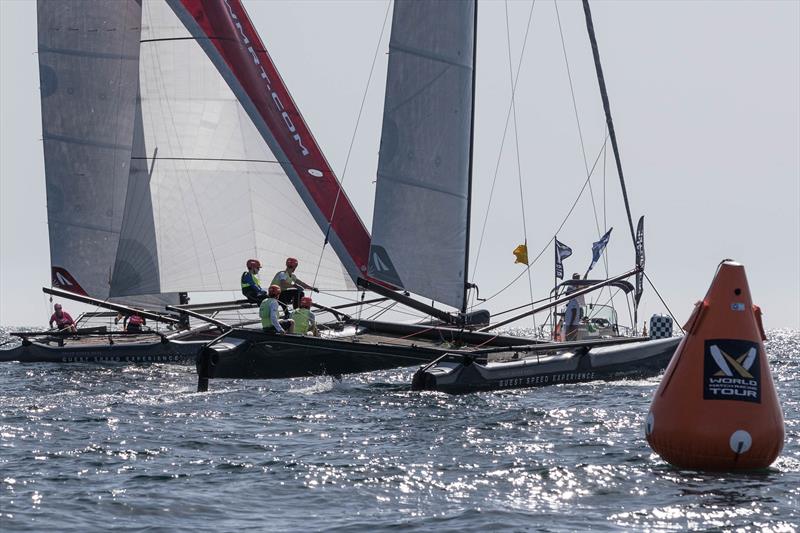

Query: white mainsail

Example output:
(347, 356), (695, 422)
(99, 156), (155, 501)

(112, 0), (354, 296)
(368, 0), (476, 310)
(39, 0), (373, 301)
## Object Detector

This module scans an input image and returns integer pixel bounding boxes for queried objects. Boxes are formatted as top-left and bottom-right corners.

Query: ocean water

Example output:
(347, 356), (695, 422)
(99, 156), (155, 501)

(0, 329), (797, 532)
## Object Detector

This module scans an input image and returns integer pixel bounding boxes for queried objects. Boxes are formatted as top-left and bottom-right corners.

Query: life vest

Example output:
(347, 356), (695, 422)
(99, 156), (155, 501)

(128, 315), (144, 327)
(241, 271), (261, 290)
(272, 270), (297, 291)
(260, 297), (279, 329)
(292, 308), (314, 335)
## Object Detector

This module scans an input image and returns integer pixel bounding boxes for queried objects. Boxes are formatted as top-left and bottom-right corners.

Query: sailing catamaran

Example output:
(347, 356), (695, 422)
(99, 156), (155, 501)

(193, 0), (681, 392)
(3, 0), (680, 390)
(3, 0), (367, 363)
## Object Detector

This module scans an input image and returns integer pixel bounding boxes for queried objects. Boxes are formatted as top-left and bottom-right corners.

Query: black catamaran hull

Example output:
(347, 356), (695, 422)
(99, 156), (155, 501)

(0, 339), (206, 364)
(199, 328), (447, 380)
(411, 337), (682, 394)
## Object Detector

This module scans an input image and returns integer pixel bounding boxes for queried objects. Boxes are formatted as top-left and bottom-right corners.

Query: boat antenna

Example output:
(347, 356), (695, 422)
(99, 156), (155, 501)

(462, 0), (479, 315)
(582, 0), (636, 247)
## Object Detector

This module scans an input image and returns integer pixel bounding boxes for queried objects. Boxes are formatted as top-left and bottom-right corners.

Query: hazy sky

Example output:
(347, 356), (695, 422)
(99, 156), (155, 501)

(1, 0), (798, 330)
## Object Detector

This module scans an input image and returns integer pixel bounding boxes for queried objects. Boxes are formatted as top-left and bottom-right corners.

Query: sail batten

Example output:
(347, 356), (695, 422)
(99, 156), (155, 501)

(368, 0), (476, 310)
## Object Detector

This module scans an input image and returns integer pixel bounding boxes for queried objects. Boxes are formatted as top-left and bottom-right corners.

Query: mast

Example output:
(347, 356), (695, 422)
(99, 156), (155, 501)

(462, 1), (479, 315)
(367, 0), (476, 310)
(581, 0), (636, 246)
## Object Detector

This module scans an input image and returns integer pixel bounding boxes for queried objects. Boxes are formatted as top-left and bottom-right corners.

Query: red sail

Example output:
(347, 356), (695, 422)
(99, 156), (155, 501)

(172, 0), (370, 281)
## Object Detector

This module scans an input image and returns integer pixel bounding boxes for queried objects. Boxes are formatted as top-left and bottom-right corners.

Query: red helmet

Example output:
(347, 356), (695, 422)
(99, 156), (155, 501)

(285, 257), (299, 268)
(267, 284), (281, 297)
(299, 296), (312, 309)
(246, 259), (261, 270)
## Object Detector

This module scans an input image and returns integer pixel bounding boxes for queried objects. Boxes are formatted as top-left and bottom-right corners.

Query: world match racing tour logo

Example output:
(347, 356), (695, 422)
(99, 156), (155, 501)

(703, 339), (761, 403)
(222, 0), (315, 166)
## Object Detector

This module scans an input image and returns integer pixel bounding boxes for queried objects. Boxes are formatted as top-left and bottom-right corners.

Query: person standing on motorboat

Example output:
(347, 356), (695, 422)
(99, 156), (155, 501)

(271, 257), (318, 309)
(241, 259), (267, 303)
(49, 303), (77, 335)
(564, 273), (586, 341)
(260, 285), (294, 335)
(291, 297), (319, 336)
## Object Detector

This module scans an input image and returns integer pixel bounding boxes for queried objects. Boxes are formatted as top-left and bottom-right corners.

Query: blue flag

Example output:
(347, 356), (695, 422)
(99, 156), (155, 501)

(587, 228), (613, 273)
(554, 239), (573, 280)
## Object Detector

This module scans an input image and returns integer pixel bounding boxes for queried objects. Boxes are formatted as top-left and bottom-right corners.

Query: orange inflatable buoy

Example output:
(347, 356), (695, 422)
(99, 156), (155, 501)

(645, 260), (784, 470)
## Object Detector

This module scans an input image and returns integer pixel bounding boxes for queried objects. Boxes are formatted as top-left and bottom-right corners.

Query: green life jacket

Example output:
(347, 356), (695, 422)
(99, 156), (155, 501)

(260, 297), (279, 329)
(292, 308), (314, 335)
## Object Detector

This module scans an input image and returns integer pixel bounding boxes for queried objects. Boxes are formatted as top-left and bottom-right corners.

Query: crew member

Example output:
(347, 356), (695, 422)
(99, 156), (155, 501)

(260, 285), (293, 334)
(291, 297), (319, 336)
(241, 259), (267, 303)
(271, 257), (318, 309)
(564, 273), (585, 341)
(124, 312), (146, 333)
(49, 303), (77, 334)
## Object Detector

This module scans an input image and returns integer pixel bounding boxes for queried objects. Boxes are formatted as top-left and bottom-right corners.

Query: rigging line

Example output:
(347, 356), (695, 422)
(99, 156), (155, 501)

(311, 0), (392, 288)
(504, 0), (536, 331)
(140, 36), (234, 44)
(478, 135), (608, 305)
(470, 0), (537, 291)
(131, 156), (279, 163)
(584, 287), (621, 317)
(366, 301), (397, 321)
(599, 128), (615, 307)
(582, 0), (636, 246)
(143, 7), (226, 289)
(643, 271), (684, 334)
(554, 0), (613, 307)
(317, 290), (428, 320)
(553, 0), (603, 243)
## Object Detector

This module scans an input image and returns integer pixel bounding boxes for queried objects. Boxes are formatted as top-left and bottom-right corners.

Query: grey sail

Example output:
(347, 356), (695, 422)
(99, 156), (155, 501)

(37, 0), (143, 299)
(110, 99), (167, 300)
(368, 0), (475, 310)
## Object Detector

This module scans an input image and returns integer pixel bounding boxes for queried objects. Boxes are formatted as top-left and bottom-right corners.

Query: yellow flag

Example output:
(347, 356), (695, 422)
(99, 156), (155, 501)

(513, 244), (528, 265)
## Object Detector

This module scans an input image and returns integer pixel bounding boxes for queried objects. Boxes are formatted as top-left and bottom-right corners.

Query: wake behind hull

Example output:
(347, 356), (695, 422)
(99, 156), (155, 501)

(411, 337), (681, 394)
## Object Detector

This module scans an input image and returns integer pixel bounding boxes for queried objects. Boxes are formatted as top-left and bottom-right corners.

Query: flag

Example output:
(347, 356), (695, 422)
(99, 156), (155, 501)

(554, 239), (572, 279)
(587, 227), (613, 273)
(634, 217), (645, 306)
(513, 244), (528, 265)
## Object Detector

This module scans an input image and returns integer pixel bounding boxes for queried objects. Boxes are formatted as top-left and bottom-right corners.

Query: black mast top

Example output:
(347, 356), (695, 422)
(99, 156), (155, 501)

(582, 0), (637, 247)
(462, 0), (479, 315)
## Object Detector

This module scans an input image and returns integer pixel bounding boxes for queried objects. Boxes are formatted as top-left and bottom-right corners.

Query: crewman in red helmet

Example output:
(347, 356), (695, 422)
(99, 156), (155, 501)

(291, 296), (319, 336)
(260, 285), (293, 334)
(241, 258), (267, 303)
(271, 257), (318, 309)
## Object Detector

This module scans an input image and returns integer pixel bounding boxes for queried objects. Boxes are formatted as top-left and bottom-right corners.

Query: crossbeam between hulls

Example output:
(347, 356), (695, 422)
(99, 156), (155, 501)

(477, 268), (640, 332)
(43, 287), (181, 325)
